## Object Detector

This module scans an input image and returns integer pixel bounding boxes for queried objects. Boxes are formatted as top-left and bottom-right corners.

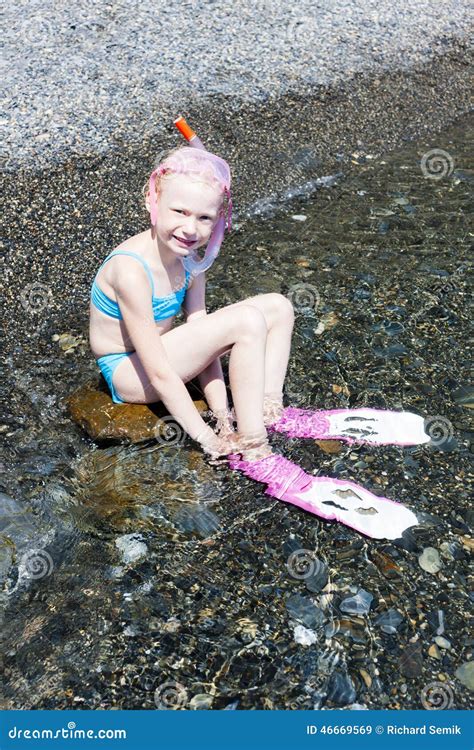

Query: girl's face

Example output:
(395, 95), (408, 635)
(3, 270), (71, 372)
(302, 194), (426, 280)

(151, 173), (223, 258)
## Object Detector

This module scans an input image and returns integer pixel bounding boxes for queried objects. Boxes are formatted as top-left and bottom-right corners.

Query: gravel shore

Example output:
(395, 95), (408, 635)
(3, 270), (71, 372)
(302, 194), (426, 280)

(1, 2), (473, 712)
(3, 0), (473, 170)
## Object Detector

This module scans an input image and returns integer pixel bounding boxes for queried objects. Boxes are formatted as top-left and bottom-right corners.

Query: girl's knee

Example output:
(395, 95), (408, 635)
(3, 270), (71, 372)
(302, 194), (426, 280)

(268, 293), (295, 325)
(235, 304), (268, 339)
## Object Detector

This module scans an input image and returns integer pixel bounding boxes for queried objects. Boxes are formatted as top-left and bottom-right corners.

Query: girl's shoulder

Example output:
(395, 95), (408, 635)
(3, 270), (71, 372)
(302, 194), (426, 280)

(96, 233), (152, 293)
(111, 230), (148, 257)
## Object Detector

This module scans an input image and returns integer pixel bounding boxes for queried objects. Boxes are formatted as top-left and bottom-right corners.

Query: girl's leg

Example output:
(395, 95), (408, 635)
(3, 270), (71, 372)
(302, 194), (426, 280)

(221, 293), (294, 395)
(111, 304), (269, 439)
(220, 293), (295, 421)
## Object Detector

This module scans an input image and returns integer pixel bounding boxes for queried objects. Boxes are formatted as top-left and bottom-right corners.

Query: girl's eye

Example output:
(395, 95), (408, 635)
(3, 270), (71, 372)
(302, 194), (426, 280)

(173, 209), (212, 220)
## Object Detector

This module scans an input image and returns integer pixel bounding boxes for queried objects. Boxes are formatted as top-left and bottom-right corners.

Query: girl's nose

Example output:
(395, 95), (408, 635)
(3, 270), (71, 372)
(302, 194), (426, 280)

(183, 216), (198, 235)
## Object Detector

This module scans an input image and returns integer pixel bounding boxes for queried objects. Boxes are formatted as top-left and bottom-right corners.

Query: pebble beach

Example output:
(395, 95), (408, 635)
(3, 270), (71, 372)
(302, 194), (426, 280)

(1, 0), (473, 713)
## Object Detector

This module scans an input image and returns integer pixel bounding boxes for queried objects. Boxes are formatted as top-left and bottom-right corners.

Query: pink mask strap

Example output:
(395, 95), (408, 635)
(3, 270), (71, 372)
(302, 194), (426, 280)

(148, 169), (159, 226)
(224, 187), (232, 232)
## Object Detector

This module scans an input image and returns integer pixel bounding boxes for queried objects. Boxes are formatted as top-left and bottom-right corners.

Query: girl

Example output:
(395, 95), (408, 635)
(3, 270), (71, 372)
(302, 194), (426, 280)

(89, 146), (295, 461)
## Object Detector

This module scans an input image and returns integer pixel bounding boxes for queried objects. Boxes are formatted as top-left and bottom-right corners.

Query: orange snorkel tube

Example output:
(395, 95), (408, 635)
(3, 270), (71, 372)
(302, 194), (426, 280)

(173, 116), (206, 151)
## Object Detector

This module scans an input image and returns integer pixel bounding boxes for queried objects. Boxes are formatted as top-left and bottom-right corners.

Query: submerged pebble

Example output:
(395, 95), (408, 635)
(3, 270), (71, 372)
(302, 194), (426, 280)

(189, 694), (214, 710)
(293, 624), (318, 646)
(399, 641), (423, 678)
(286, 594), (325, 629)
(454, 662), (474, 691)
(291, 214), (307, 222)
(340, 589), (373, 616)
(115, 534), (148, 564)
(326, 670), (357, 706)
(418, 547), (442, 574)
(374, 608), (404, 634)
(304, 561), (329, 593)
(434, 636), (451, 650)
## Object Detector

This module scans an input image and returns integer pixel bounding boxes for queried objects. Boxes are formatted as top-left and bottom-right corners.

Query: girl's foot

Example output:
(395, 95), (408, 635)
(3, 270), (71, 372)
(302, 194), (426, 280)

(231, 429), (273, 462)
(262, 391), (284, 427)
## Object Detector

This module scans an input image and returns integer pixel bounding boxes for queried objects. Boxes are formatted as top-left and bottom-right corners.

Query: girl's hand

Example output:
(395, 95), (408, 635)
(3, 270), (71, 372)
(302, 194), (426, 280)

(196, 425), (236, 460)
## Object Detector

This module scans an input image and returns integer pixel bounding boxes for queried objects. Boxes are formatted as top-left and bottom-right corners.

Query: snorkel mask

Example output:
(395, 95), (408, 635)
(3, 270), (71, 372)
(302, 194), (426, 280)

(148, 116), (232, 275)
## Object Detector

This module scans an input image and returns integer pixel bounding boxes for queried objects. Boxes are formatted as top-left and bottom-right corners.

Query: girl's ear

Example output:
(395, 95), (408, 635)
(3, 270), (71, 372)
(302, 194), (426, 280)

(144, 184), (160, 215)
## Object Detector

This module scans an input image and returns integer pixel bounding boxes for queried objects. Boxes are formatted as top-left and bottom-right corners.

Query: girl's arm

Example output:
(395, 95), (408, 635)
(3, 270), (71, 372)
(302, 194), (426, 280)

(183, 271), (230, 416)
(114, 258), (216, 447)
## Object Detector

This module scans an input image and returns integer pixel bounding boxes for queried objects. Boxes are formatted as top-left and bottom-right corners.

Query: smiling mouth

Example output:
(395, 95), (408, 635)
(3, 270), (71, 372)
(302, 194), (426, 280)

(173, 235), (197, 246)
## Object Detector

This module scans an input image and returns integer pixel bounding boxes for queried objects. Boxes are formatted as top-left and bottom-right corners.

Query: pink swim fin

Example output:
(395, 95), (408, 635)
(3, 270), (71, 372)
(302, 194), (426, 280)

(268, 407), (431, 447)
(227, 453), (418, 540)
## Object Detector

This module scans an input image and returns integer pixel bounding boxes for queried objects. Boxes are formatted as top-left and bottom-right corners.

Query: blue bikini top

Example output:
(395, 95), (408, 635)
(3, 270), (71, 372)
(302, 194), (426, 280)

(90, 251), (191, 322)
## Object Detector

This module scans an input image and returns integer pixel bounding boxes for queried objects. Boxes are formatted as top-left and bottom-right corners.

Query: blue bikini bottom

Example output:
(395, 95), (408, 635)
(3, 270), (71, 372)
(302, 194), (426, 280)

(96, 351), (133, 404)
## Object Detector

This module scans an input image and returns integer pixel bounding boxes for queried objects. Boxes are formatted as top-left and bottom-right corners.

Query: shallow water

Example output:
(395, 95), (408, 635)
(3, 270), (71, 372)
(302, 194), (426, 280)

(1, 115), (472, 710)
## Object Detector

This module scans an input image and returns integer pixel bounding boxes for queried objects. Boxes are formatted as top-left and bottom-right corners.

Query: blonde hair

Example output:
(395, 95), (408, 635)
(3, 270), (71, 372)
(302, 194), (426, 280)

(141, 146), (185, 199)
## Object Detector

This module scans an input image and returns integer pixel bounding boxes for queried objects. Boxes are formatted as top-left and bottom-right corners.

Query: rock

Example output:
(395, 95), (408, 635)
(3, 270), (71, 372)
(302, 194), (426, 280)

(286, 594), (325, 629)
(115, 533), (148, 564)
(399, 641), (423, 678)
(291, 214), (307, 222)
(189, 694), (213, 709)
(428, 644), (442, 660)
(304, 561), (328, 593)
(294, 624), (318, 646)
(325, 617), (367, 643)
(67, 379), (207, 443)
(314, 440), (342, 454)
(459, 536), (474, 552)
(418, 547), (442, 574)
(370, 549), (402, 578)
(52, 332), (87, 353)
(434, 636), (451, 650)
(173, 505), (221, 537)
(454, 662), (474, 691)
(340, 589), (373, 616)
(223, 700), (239, 710)
(359, 668), (372, 688)
(374, 608), (404, 635)
(326, 670), (357, 706)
